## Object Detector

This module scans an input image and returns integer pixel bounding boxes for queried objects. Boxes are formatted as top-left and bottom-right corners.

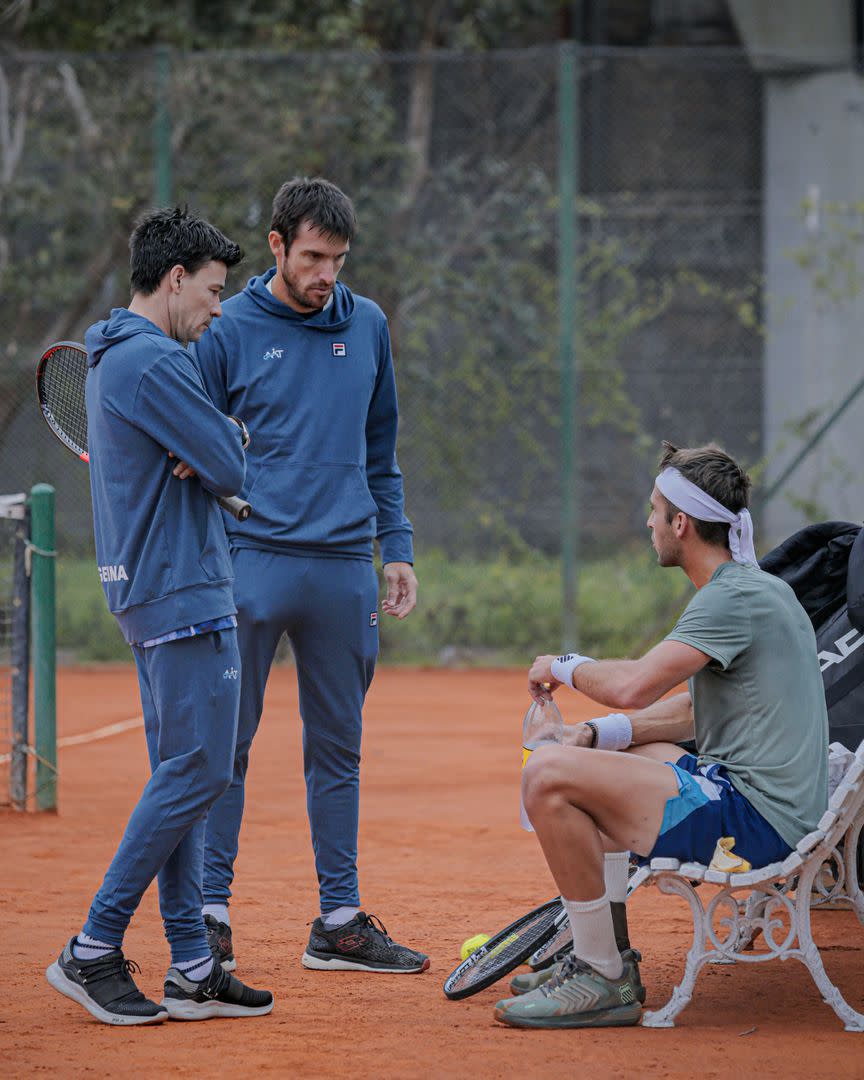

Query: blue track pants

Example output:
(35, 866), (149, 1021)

(202, 549), (378, 912)
(84, 629), (240, 962)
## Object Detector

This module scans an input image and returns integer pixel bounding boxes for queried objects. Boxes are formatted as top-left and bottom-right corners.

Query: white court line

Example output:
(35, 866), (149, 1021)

(58, 716), (144, 748)
(0, 715), (143, 764)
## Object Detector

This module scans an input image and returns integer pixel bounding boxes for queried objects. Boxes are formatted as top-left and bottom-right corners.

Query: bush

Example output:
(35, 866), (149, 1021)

(56, 547), (689, 665)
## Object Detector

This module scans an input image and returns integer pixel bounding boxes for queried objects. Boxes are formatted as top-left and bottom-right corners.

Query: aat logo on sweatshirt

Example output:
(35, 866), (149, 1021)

(332, 342), (347, 357)
(263, 346), (284, 361)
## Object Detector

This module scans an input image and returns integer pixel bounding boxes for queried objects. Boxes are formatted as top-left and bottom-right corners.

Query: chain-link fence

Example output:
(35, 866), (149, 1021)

(0, 44), (762, 658)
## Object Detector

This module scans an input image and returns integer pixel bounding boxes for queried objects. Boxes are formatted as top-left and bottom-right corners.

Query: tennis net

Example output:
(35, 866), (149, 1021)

(0, 493), (30, 810)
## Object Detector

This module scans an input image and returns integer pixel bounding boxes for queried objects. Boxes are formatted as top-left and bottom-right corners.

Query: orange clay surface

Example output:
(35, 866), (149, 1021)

(3, 665), (863, 1079)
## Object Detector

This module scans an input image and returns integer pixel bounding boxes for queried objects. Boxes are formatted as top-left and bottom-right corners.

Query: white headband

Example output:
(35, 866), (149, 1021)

(655, 467), (757, 565)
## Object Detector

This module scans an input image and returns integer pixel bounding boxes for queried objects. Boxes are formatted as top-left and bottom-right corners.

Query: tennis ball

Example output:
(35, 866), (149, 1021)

(460, 933), (490, 961)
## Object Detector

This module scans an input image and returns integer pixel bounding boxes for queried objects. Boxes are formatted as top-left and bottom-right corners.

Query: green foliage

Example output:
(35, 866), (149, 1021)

(373, 548), (686, 665)
(6, 1), (559, 51)
(52, 547), (693, 665)
(56, 557), (129, 661)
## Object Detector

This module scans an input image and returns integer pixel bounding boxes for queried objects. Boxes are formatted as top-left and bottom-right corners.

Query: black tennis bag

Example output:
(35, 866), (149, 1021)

(760, 520), (864, 753)
(761, 521), (864, 887)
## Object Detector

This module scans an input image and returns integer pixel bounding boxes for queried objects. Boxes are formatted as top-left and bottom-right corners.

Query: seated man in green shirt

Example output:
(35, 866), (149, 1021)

(496, 441), (828, 1031)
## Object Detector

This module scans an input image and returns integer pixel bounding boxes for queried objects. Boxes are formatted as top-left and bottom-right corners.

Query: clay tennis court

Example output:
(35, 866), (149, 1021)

(3, 665), (862, 1078)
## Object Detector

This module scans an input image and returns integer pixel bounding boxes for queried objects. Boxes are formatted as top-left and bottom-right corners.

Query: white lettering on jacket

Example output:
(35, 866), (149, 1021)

(98, 564), (129, 583)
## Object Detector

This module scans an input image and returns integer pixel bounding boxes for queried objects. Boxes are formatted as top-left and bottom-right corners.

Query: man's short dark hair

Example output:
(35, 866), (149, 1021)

(129, 207), (243, 296)
(658, 441), (752, 548)
(270, 177), (357, 249)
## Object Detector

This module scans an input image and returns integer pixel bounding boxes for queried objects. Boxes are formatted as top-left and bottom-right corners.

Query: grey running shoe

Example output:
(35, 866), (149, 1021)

(161, 962), (273, 1020)
(204, 914), (236, 971)
(495, 953), (642, 1029)
(302, 911), (430, 973)
(510, 948), (645, 1002)
(46, 938), (168, 1026)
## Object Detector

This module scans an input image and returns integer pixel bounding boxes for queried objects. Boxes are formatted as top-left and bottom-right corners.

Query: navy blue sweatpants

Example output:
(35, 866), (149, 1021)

(202, 548), (378, 913)
(84, 629), (240, 962)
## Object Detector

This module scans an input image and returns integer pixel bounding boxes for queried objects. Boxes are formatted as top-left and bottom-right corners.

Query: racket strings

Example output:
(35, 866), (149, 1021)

(40, 345), (89, 455)
(450, 907), (558, 992)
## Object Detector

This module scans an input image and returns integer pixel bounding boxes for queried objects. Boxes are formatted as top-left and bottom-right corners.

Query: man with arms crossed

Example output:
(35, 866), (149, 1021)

(495, 442), (828, 1029)
(194, 177), (427, 973)
(46, 208), (273, 1024)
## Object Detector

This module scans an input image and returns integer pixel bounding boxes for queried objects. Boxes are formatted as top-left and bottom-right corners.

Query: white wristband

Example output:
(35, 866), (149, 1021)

(550, 652), (595, 689)
(591, 713), (632, 752)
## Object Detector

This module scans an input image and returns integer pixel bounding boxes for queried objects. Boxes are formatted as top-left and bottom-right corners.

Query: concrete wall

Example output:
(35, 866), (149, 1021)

(763, 70), (864, 542)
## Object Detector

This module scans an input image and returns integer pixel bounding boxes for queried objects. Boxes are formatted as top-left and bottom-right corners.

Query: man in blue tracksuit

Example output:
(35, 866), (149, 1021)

(46, 208), (273, 1025)
(194, 177), (428, 973)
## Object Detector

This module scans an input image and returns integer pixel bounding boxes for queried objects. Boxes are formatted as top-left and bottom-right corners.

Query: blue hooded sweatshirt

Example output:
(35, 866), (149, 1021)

(192, 271), (413, 564)
(85, 309), (246, 644)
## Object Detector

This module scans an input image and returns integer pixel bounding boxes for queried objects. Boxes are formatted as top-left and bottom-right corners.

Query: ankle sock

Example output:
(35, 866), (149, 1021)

(202, 903), (230, 926)
(562, 892), (624, 980)
(72, 932), (115, 961)
(321, 906), (360, 929)
(174, 954), (214, 981)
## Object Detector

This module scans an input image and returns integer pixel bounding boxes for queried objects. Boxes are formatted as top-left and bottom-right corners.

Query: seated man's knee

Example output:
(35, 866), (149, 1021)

(522, 744), (579, 813)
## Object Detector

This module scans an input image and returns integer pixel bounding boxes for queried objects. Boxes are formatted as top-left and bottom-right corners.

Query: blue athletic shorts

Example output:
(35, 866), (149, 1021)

(643, 753), (793, 868)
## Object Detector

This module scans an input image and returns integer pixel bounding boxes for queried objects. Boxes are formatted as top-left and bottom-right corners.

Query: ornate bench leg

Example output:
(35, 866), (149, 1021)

(845, 813), (864, 925)
(642, 876), (712, 1028)
(795, 861), (864, 1032)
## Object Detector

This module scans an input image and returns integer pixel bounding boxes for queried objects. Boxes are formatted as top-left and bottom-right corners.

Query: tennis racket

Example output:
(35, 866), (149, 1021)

(442, 897), (562, 1000)
(36, 341), (252, 521)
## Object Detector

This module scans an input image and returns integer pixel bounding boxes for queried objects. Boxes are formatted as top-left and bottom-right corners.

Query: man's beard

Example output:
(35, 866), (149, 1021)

(280, 269), (331, 311)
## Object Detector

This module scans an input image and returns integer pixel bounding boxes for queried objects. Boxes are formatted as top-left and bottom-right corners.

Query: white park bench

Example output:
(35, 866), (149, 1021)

(629, 738), (864, 1031)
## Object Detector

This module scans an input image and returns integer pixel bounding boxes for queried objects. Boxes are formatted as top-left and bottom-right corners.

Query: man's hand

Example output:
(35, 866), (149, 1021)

(382, 562), (418, 619)
(562, 723), (595, 748)
(168, 451), (196, 479)
(528, 655), (561, 704)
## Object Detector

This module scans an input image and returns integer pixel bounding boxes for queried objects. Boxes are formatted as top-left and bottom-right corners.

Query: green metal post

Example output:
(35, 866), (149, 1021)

(154, 45), (173, 205)
(30, 484), (57, 811)
(762, 371), (864, 506)
(558, 43), (580, 648)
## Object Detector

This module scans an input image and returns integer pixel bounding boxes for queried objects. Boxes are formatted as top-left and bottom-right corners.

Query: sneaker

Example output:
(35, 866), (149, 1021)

(494, 953), (643, 1029)
(161, 962), (274, 1020)
(46, 938), (168, 1026)
(302, 911), (430, 973)
(509, 948), (645, 1002)
(204, 914), (236, 972)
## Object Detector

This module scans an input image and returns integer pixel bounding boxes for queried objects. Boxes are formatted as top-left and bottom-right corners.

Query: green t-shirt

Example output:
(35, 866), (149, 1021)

(666, 560), (828, 848)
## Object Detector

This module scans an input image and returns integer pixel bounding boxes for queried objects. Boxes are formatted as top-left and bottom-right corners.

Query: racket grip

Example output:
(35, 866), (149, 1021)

(217, 494), (252, 521)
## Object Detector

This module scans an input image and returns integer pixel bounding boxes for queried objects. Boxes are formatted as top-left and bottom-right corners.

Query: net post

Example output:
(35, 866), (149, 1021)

(30, 484), (57, 812)
(10, 503), (31, 811)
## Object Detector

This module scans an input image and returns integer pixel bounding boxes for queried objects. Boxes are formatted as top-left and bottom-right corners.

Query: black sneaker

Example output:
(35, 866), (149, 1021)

(204, 914), (236, 971)
(161, 962), (274, 1020)
(302, 911), (430, 973)
(46, 938), (168, 1026)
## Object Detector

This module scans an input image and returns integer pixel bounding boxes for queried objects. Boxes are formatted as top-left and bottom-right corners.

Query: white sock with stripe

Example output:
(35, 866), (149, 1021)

(72, 932), (115, 960)
(562, 892), (624, 980)
(174, 954), (214, 981)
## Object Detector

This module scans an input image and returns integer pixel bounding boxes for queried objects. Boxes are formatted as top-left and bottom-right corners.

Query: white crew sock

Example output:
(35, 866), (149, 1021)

(174, 954), (214, 981)
(604, 852), (631, 903)
(72, 932), (116, 960)
(202, 903), (230, 926)
(321, 905), (361, 929)
(562, 892), (624, 980)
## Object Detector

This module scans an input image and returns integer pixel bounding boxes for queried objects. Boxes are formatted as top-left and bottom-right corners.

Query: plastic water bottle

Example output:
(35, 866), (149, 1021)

(520, 698), (564, 832)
